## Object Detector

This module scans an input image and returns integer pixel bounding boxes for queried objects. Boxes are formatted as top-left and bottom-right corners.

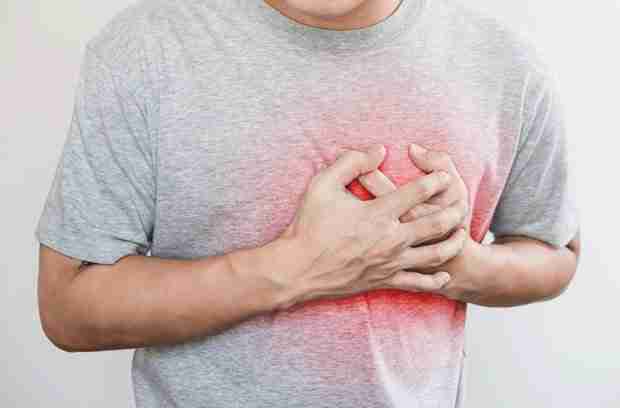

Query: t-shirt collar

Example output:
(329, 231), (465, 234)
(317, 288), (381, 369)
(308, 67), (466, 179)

(245, 0), (427, 54)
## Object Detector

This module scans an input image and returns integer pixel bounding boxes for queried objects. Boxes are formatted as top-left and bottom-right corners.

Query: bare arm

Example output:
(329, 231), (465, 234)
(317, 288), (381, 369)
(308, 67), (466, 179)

(439, 232), (581, 307)
(38, 240), (289, 352)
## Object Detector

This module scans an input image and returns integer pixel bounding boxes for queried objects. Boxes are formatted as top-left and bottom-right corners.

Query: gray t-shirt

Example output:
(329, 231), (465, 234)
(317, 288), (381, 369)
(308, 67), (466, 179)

(35, 0), (579, 406)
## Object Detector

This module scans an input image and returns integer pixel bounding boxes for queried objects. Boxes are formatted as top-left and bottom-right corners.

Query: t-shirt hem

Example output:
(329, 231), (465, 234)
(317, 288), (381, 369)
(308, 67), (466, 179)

(34, 224), (139, 265)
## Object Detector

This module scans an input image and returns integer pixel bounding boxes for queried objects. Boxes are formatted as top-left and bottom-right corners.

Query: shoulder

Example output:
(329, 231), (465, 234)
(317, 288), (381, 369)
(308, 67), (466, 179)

(84, 0), (186, 69)
(434, 1), (559, 130)
(438, 0), (551, 75)
(79, 0), (189, 93)
(429, 0), (556, 103)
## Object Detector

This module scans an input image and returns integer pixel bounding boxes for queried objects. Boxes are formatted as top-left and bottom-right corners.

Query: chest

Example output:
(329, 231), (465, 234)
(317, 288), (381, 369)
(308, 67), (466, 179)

(152, 51), (517, 258)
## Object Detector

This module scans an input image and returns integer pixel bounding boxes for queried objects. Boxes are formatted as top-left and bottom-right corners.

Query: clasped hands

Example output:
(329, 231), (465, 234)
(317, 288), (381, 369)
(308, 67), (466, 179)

(357, 143), (482, 301)
(276, 142), (487, 309)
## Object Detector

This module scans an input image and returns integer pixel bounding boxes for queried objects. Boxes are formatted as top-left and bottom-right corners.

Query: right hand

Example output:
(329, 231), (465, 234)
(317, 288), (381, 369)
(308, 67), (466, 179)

(272, 144), (469, 310)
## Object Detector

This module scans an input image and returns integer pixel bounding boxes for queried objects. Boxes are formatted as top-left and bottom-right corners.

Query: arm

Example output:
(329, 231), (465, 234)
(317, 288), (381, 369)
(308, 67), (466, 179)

(358, 142), (580, 307)
(39, 146), (467, 352)
(453, 71), (582, 306)
(35, 42), (293, 352)
(38, 239), (291, 352)
(435, 231), (580, 307)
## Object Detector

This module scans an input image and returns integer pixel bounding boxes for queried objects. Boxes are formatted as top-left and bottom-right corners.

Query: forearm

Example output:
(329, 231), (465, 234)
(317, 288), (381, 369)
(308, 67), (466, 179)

(451, 235), (579, 307)
(54, 239), (291, 352)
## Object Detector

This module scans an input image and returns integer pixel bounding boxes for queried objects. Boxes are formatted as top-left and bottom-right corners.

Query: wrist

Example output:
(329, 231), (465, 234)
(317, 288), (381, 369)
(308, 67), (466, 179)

(444, 237), (512, 304)
(441, 237), (488, 303)
(227, 236), (310, 313)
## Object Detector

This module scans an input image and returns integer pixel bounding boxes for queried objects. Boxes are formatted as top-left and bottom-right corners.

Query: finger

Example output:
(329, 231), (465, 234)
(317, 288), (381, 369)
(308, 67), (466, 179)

(400, 202), (443, 223)
(401, 184), (466, 223)
(398, 199), (469, 247)
(372, 170), (451, 219)
(324, 144), (386, 187)
(359, 170), (441, 223)
(358, 169), (397, 196)
(409, 143), (466, 208)
(397, 228), (467, 269)
(384, 270), (451, 292)
(358, 169), (419, 222)
(358, 152), (458, 222)
(409, 143), (457, 174)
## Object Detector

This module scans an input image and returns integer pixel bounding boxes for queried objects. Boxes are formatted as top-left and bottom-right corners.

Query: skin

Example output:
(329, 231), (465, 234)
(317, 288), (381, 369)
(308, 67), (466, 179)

(263, 0), (403, 30)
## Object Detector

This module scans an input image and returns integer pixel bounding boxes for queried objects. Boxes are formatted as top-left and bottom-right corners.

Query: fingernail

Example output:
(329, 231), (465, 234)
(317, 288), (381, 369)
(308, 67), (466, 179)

(438, 170), (451, 183)
(409, 143), (427, 156)
(437, 272), (451, 286)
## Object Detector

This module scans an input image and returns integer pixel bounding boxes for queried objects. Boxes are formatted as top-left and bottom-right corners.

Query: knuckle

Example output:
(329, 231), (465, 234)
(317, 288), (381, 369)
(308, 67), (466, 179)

(347, 150), (366, 163)
(374, 215), (395, 232)
(416, 177), (435, 198)
(456, 200), (469, 221)
(382, 254), (403, 272)
(384, 230), (409, 256)
(348, 254), (368, 270)
(309, 174), (330, 195)
(335, 149), (351, 160)
(392, 251), (416, 269)
(436, 242), (451, 264)
(434, 170), (451, 188)
(372, 247), (397, 266)
(400, 208), (416, 223)
(437, 152), (451, 165)
(429, 245), (444, 265)
(435, 240), (456, 265)
(425, 150), (440, 162)
(431, 214), (450, 235)
(310, 171), (326, 187)
(426, 279), (442, 292)
(428, 151), (449, 165)
(403, 225), (419, 247)
(359, 215), (393, 238)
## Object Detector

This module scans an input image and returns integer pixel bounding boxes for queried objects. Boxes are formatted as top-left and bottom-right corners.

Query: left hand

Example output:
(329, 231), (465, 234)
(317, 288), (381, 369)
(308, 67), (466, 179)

(358, 143), (483, 301)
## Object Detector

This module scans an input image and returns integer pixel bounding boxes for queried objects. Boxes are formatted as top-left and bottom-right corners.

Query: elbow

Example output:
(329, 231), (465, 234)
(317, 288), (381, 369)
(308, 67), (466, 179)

(40, 309), (80, 353)
(37, 246), (106, 352)
(555, 236), (581, 297)
(547, 263), (577, 300)
(543, 243), (580, 301)
(47, 335), (81, 354)
(39, 299), (100, 353)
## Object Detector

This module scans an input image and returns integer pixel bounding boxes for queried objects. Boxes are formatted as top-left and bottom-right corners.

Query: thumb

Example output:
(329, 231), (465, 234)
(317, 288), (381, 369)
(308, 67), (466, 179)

(327, 144), (386, 187)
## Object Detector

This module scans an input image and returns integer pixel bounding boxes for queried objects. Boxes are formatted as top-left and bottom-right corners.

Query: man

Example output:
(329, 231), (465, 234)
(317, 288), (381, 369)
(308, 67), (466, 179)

(35, 0), (580, 406)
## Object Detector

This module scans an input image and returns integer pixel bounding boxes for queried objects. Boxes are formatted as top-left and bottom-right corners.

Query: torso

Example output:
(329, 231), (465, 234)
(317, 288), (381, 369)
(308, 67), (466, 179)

(131, 1), (527, 406)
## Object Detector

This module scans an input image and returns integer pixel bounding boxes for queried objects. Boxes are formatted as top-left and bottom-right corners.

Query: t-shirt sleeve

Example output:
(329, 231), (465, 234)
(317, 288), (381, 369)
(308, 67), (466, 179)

(34, 43), (157, 264)
(489, 71), (579, 247)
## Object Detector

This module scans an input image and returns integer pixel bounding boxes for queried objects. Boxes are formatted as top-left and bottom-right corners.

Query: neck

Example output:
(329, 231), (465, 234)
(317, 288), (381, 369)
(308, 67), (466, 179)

(262, 0), (402, 30)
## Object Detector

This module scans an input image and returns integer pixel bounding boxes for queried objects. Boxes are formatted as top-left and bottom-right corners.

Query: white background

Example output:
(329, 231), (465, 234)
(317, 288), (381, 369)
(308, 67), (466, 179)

(2, 0), (619, 406)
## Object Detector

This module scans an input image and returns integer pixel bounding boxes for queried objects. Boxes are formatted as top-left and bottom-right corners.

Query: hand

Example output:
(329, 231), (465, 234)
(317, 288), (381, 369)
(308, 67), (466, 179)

(358, 143), (482, 301)
(359, 143), (471, 238)
(272, 144), (469, 310)
(359, 143), (479, 300)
